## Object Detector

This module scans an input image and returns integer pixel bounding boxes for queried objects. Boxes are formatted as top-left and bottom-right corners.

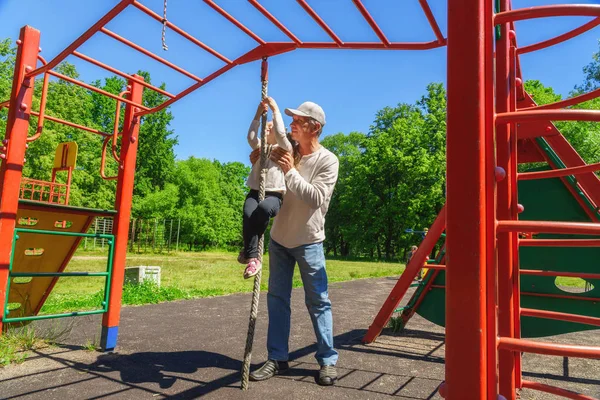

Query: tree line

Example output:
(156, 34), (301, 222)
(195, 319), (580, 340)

(1, 38), (600, 258)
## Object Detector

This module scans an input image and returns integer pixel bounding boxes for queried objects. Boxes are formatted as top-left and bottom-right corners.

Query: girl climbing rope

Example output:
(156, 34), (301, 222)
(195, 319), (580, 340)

(239, 97), (293, 279)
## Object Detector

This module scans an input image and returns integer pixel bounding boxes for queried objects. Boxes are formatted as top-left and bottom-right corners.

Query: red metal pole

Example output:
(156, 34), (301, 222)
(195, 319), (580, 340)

(518, 160), (600, 180)
(296, 0), (344, 46)
(100, 75), (143, 351)
(518, 17), (600, 55)
(497, 220), (600, 235)
(26, 0), (133, 78)
(0, 26), (40, 332)
(100, 28), (203, 83)
(418, 0), (446, 44)
(446, 0), (490, 397)
(521, 308), (600, 327)
(510, 42), (523, 391)
(132, 1), (233, 64)
(520, 238), (600, 246)
(362, 205), (445, 344)
(496, 1), (516, 396)
(72, 51), (176, 98)
(498, 337), (600, 359)
(30, 111), (111, 137)
(521, 380), (598, 400)
(351, 0), (390, 47)
(484, 0), (497, 397)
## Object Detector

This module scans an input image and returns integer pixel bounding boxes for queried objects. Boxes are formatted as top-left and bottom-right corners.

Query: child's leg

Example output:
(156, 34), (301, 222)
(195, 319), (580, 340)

(246, 193), (283, 258)
(243, 190), (260, 259)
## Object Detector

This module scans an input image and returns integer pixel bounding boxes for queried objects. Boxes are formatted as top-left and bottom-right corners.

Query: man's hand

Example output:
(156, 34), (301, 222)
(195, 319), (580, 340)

(270, 146), (294, 174)
(249, 148), (260, 165)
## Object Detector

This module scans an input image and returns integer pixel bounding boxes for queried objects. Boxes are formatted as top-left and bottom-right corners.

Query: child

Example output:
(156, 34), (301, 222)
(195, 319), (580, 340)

(239, 97), (293, 279)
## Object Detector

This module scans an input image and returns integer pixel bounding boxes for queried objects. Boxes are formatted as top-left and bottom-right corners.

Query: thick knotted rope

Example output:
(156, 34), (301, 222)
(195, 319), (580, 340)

(161, 0), (168, 51)
(241, 57), (269, 391)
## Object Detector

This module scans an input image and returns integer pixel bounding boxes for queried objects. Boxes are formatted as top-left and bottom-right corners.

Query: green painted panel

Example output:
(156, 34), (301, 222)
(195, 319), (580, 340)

(413, 170), (600, 338)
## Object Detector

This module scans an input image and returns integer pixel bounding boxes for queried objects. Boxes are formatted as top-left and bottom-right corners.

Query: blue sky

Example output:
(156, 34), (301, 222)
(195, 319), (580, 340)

(0, 0), (599, 165)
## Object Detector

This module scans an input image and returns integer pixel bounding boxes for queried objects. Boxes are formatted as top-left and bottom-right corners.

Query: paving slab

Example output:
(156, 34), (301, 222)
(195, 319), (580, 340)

(1, 276), (598, 399)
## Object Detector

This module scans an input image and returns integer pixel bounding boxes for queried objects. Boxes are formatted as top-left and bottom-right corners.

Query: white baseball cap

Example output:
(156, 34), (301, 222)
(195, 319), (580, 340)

(285, 101), (326, 127)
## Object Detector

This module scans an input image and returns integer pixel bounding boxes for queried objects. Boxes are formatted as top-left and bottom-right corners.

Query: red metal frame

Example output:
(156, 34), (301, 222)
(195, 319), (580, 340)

(0, 26), (40, 333)
(100, 75), (143, 350)
(2, 1), (600, 398)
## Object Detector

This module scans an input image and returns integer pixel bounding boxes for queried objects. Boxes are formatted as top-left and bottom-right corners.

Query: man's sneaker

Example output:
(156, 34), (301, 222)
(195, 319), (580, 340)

(318, 365), (337, 386)
(244, 258), (262, 279)
(249, 360), (289, 381)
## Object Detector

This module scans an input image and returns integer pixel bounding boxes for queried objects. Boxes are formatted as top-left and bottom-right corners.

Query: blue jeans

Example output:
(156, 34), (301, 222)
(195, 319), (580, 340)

(267, 239), (338, 366)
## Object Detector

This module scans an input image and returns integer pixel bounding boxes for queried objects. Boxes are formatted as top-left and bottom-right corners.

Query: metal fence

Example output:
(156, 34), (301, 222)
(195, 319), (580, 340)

(83, 218), (181, 253)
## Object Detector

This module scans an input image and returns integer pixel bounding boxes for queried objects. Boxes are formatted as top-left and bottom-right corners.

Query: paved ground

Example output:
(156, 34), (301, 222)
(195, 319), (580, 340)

(1, 276), (599, 399)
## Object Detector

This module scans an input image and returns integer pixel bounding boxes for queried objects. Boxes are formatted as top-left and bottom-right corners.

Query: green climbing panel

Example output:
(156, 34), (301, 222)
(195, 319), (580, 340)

(415, 168), (600, 338)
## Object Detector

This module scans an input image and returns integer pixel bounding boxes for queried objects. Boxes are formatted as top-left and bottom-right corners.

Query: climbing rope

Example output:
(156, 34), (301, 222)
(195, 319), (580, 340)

(161, 0), (168, 51)
(241, 57), (269, 391)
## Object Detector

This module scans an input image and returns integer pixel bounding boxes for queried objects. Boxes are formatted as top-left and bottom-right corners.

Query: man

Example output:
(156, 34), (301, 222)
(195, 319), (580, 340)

(249, 101), (340, 386)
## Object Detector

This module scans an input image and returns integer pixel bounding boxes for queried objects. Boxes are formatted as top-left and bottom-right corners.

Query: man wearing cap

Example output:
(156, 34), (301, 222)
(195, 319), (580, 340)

(249, 101), (340, 386)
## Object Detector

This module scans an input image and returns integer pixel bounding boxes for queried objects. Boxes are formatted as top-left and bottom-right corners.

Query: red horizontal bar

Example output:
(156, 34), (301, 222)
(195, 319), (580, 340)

(248, 0), (302, 45)
(498, 337), (600, 359)
(72, 51), (175, 98)
(296, 0), (343, 46)
(22, 177), (67, 187)
(418, 0), (445, 43)
(497, 109), (600, 124)
(521, 380), (598, 400)
(518, 17), (600, 55)
(136, 62), (237, 117)
(203, 0), (266, 45)
(26, 0), (133, 78)
(518, 161), (600, 180)
(352, 0), (390, 47)
(522, 291), (600, 303)
(295, 41), (444, 50)
(132, 1), (233, 64)
(47, 70), (149, 111)
(521, 308), (600, 327)
(498, 220), (600, 235)
(520, 239), (600, 247)
(30, 110), (111, 137)
(424, 264), (446, 270)
(0, 100), (8, 109)
(520, 87), (600, 112)
(100, 28), (203, 83)
(495, 5), (600, 25)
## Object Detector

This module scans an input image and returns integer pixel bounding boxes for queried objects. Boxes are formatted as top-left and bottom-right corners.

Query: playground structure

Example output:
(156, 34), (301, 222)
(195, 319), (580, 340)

(0, 1), (599, 399)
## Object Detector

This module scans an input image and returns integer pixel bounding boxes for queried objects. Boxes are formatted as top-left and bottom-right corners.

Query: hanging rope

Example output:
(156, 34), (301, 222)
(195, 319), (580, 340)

(241, 57), (269, 391)
(161, 0), (169, 51)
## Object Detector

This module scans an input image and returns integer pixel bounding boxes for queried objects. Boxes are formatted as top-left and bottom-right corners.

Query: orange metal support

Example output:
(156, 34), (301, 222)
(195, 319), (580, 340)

(351, 0), (390, 47)
(100, 28), (203, 83)
(520, 239), (600, 247)
(521, 380), (598, 400)
(72, 51), (176, 98)
(418, 0), (445, 44)
(496, 1), (516, 396)
(296, 1), (343, 46)
(0, 26), (40, 332)
(520, 308), (600, 327)
(517, 17), (600, 55)
(362, 205), (445, 344)
(26, 0), (133, 79)
(445, 0), (491, 397)
(100, 75), (143, 351)
(498, 337), (600, 359)
(132, 1), (233, 64)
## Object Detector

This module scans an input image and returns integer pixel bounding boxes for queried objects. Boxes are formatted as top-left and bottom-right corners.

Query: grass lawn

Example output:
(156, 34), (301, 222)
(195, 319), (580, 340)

(39, 250), (405, 315)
